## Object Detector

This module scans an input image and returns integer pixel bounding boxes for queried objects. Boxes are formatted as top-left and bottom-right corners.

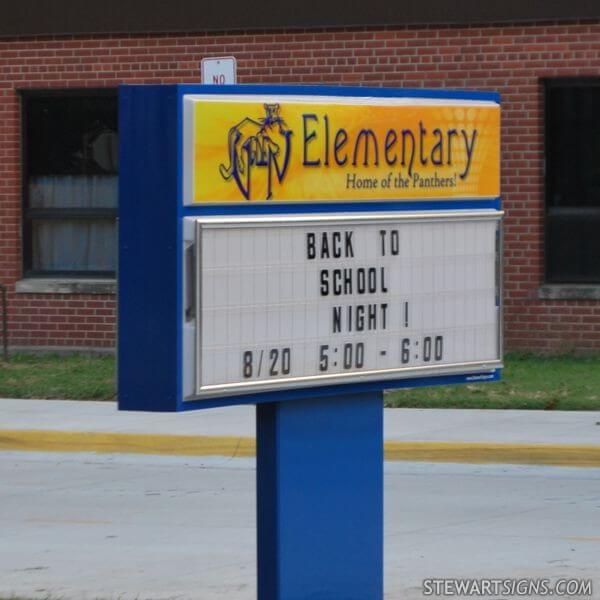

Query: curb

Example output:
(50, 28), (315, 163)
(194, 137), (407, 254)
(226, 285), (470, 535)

(0, 430), (256, 458)
(384, 441), (600, 467)
(2, 429), (600, 467)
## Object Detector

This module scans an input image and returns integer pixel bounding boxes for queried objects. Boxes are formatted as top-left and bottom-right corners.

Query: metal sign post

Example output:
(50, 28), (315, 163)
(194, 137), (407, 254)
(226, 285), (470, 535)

(118, 84), (502, 600)
(257, 393), (383, 599)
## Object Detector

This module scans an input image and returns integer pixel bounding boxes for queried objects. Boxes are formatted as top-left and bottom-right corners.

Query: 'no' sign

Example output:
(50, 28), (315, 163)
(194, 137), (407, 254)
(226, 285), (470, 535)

(201, 57), (237, 85)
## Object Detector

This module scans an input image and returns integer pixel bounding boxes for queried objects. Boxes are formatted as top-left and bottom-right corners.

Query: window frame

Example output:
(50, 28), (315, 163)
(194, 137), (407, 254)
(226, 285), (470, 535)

(543, 77), (600, 285)
(20, 88), (118, 279)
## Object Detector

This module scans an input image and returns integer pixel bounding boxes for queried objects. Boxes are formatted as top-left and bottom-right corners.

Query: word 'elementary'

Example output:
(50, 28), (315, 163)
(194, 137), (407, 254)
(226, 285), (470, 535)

(302, 115), (478, 179)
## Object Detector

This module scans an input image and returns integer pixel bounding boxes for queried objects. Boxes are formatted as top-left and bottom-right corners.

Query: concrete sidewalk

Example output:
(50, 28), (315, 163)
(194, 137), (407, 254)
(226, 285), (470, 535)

(1, 398), (600, 466)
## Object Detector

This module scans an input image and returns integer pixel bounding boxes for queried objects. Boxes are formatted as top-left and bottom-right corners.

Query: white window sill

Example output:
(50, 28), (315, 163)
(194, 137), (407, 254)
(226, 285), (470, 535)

(15, 278), (116, 295)
(538, 284), (600, 301)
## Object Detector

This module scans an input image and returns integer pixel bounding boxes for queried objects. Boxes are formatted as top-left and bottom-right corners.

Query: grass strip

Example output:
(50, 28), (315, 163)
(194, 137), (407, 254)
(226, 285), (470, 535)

(1, 352), (599, 410)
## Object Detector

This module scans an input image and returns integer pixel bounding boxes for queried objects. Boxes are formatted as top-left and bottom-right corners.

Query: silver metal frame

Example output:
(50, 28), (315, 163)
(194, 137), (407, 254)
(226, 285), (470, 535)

(496, 220), (505, 360)
(191, 210), (504, 400)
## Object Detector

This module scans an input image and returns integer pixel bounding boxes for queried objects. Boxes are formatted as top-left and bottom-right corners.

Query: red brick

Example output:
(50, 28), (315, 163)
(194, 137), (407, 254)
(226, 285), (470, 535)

(1, 20), (600, 352)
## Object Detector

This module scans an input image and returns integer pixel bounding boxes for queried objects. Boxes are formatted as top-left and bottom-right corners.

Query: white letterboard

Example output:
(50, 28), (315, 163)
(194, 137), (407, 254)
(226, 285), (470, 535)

(193, 211), (502, 397)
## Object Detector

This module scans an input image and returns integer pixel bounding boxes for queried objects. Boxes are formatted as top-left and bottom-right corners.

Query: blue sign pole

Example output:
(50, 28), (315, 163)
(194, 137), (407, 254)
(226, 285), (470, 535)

(257, 392), (383, 600)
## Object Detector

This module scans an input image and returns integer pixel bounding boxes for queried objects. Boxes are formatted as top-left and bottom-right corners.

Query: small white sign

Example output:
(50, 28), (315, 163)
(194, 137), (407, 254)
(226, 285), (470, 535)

(201, 57), (237, 85)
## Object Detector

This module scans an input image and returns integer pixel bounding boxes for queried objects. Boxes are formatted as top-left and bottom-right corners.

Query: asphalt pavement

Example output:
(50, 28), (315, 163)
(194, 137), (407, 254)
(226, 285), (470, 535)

(1, 452), (599, 600)
(1, 398), (600, 599)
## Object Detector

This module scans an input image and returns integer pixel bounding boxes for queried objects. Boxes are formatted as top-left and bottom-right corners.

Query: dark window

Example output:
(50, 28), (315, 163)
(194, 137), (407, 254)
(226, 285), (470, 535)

(22, 90), (118, 277)
(545, 79), (600, 284)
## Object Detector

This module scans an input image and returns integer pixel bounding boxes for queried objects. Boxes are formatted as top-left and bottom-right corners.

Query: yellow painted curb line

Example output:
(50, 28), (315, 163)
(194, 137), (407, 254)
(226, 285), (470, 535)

(384, 441), (600, 467)
(1, 430), (600, 467)
(0, 430), (256, 459)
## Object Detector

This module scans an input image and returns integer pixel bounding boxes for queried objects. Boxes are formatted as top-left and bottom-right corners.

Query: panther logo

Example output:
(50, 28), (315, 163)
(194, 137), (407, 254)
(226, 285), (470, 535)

(219, 104), (292, 200)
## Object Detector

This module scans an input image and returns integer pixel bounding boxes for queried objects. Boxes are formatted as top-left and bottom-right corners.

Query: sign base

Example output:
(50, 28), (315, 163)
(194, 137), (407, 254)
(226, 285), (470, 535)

(257, 393), (383, 599)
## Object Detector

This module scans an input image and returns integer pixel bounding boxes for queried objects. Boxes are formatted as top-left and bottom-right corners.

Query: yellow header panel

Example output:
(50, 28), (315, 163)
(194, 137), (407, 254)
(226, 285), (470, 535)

(186, 96), (500, 203)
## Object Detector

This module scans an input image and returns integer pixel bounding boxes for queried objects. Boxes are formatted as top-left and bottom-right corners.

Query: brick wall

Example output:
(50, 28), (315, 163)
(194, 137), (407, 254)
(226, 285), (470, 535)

(1, 21), (600, 351)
